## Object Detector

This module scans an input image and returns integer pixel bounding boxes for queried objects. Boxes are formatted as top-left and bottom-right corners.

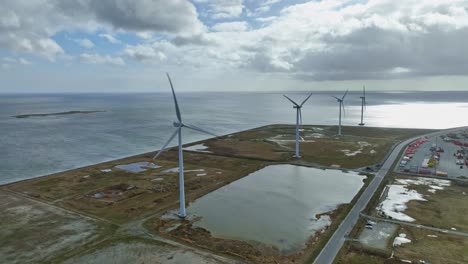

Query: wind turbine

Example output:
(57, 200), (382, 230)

(332, 90), (348, 136)
(153, 73), (217, 218)
(283, 93), (313, 158)
(358, 86), (366, 126)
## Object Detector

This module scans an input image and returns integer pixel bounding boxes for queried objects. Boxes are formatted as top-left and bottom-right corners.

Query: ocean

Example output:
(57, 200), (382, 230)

(1, 91), (468, 184)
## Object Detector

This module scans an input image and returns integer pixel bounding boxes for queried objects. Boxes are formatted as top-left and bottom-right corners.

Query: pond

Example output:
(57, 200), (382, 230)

(187, 164), (366, 254)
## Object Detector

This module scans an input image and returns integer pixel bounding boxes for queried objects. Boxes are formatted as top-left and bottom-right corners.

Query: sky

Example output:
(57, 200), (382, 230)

(1, 0), (468, 93)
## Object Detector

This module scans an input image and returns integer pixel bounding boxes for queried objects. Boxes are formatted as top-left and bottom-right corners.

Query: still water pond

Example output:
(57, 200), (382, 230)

(187, 164), (366, 254)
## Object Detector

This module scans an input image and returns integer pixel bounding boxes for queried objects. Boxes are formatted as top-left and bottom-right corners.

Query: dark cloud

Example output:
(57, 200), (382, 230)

(293, 26), (468, 80)
(172, 34), (213, 46)
(243, 22), (468, 81)
(88, 0), (202, 34)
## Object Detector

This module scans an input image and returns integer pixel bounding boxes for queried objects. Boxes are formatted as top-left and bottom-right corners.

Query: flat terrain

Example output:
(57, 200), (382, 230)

(335, 173), (468, 263)
(205, 125), (433, 168)
(337, 226), (468, 264)
(0, 125), (433, 263)
(0, 191), (101, 264)
(63, 237), (238, 264)
(394, 226), (468, 264)
(400, 177), (468, 231)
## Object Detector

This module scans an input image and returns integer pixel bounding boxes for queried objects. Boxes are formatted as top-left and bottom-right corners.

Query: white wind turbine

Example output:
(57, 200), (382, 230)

(358, 86), (366, 126)
(332, 89), (349, 136)
(153, 73), (217, 218)
(283, 93), (313, 158)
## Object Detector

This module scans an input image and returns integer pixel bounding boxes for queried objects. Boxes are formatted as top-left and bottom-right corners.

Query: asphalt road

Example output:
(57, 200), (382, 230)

(313, 127), (465, 264)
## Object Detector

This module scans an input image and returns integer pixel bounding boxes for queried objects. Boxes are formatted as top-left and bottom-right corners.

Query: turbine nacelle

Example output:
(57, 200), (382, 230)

(173, 121), (183, 128)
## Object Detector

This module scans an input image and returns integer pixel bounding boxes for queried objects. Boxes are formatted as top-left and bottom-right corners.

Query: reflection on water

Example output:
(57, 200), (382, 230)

(367, 103), (468, 129)
(188, 164), (366, 254)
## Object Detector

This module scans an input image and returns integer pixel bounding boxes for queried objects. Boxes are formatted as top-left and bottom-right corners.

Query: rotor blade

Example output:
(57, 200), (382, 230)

(153, 128), (179, 159)
(167, 73), (182, 122)
(300, 136), (305, 142)
(283, 95), (299, 107)
(341, 89), (349, 100)
(300, 93), (313, 107)
(331, 96), (341, 101)
(184, 123), (218, 138)
(363, 85), (366, 97)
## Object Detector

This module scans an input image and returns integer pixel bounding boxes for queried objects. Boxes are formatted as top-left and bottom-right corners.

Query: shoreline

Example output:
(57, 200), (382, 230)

(1, 124), (439, 187)
(0, 124), (268, 187)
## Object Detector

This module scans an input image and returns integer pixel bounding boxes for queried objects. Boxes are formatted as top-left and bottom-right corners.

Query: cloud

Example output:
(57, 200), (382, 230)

(18, 58), (32, 65)
(1, 56), (32, 69)
(99, 33), (121, 44)
(0, 0), (204, 60)
(136, 32), (153, 40)
(79, 53), (124, 65)
(123, 44), (167, 63)
(88, 0), (204, 34)
(212, 21), (249, 32)
(255, 16), (277, 22)
(195, 0), (244, 19)
(171, 34), (212, 46)
(246, 0), (281, 17)
(3, 0), (468, 85)
(76, 38), (94, 48)
(239, 0), (468, 80)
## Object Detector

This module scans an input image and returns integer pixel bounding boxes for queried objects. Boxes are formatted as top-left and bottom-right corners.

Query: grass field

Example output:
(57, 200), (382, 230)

(335, 172), (468, 264)
(6, 153), (265, 224)
(205, 125), (434, 168)
(336, 225), (468, 264)
(395, 226), (468, 264)
(402, 179), (468, 231)
(335, 250), (392, 264)
(0, 124), (434, 263)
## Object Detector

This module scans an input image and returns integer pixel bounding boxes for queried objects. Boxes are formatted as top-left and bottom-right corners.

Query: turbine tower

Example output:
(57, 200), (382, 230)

(153, 73), (217, 218)
(283, 93), (313, 158)
(359, 86), (366, 126)
(332, 89), (348, 136)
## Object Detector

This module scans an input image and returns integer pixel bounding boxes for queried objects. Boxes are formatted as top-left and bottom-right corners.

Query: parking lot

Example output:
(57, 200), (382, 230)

(397, 130), (468, 178)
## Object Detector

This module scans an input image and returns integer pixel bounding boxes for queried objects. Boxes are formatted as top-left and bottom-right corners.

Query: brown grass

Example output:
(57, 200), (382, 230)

(395, 226), (468, 264)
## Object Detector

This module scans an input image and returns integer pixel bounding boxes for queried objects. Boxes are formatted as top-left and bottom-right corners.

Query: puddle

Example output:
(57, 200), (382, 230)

(161, 168), (205, 173)
(184, 143), (212, 153)
(187, 164), (366, 254)
(114, 162), (160, 173)
(358, 222), (398, 250)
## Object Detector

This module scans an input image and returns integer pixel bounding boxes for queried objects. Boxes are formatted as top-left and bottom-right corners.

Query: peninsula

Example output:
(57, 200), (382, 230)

(13, 110), (106, 118)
